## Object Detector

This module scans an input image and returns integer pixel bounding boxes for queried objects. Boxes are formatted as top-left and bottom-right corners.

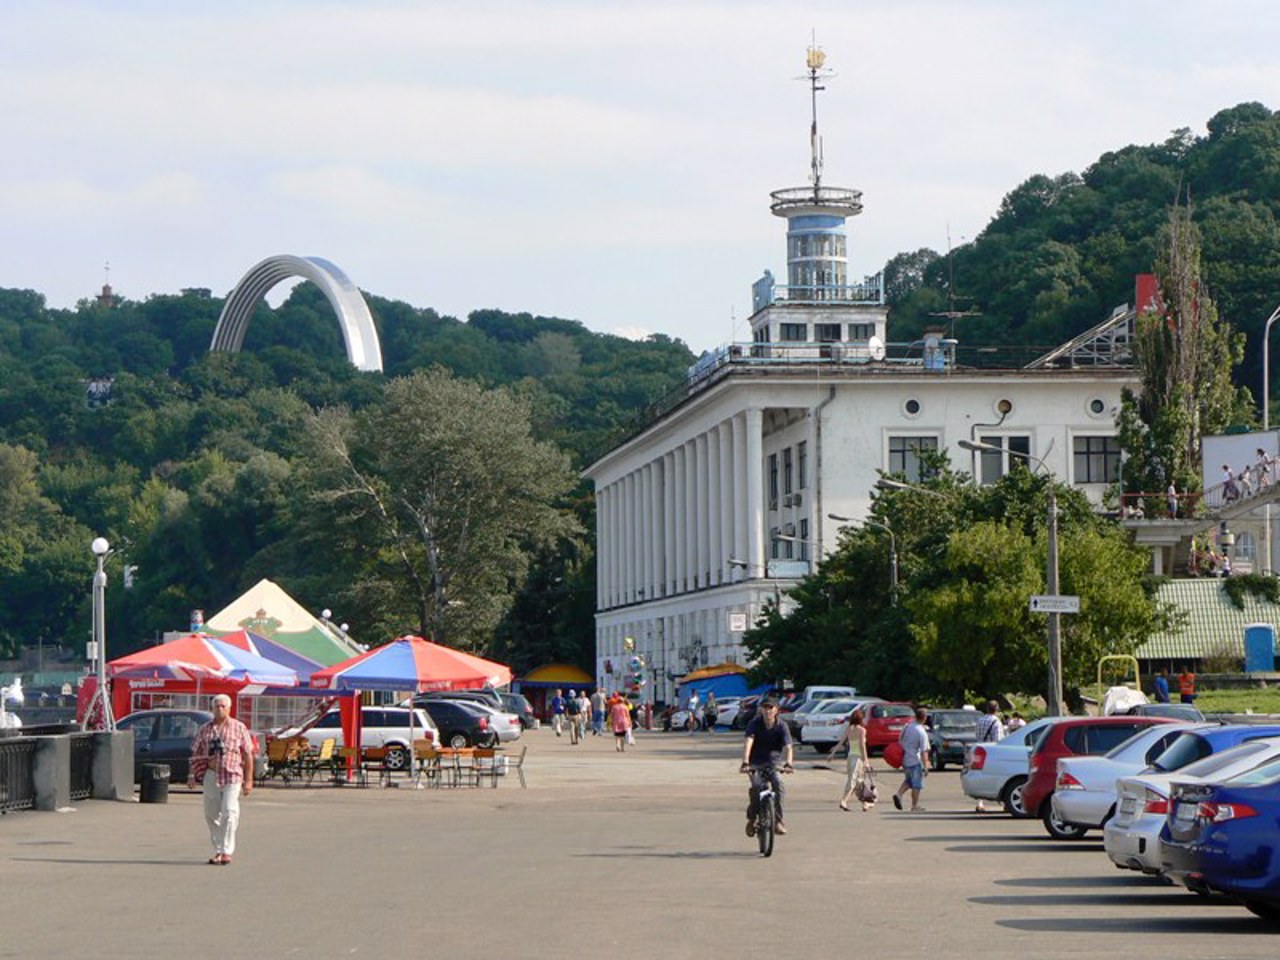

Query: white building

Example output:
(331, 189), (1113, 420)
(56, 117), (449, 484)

(583, 47), (1140, 703)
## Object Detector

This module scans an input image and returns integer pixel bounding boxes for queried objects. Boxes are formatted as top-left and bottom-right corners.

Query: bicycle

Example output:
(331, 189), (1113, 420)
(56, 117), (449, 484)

(742, 762), (792, 857)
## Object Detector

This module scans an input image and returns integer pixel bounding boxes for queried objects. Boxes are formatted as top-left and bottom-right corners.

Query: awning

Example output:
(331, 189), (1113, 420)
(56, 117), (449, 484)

(518, 663), (594, 689)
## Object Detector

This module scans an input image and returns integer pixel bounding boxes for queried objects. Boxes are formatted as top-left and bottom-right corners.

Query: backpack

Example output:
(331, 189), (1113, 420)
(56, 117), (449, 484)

(566, 697), (581, 716)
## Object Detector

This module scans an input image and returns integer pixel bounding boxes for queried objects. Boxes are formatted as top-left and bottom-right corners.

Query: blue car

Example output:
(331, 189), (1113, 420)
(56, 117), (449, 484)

(1148, 723), (1280, 775)
(1162, 753), (1280, 922)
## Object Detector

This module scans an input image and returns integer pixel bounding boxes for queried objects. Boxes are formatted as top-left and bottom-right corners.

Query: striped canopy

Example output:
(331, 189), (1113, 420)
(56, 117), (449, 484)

(107, 633), (299, 687)
(310, 636), (512, 693)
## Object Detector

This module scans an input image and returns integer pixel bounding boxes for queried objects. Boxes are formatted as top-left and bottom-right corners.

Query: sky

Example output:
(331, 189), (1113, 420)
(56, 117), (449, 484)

(3, 1), (1279, 356)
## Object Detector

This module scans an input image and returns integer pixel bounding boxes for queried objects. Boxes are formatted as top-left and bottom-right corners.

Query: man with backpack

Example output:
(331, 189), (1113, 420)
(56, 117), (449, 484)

(972, 701), (1004, 812)
(565, 689), (583, 744)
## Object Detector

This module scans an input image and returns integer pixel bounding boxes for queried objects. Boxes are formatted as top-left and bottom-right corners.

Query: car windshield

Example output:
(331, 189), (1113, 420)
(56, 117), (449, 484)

(878, 705), (913, 719)
(1177, 739), (1276, 778)
(933, 713), (978, 732)
(1149, 733), (1212, 772)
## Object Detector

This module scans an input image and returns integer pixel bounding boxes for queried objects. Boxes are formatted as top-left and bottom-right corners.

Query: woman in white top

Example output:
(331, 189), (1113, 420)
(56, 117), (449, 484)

(831, 708), (873, 811)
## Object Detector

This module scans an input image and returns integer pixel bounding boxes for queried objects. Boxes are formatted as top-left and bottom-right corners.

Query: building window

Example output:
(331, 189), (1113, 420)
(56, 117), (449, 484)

(770, 526), (781, 559)
(815, 323), (841, 342)
(780, 322), (807, 342)
(1236, 531), (1258, 565)
(783, 448), (794, 495)
(849, 323), (873, 341)
(768, 453), (779, 506)
(888, 435), (939, 483)
(977, 435), (1032, 485)
(1073, 436), (1121, 484)
(798, 441), (808, 489)
(799, 518), (810, 561)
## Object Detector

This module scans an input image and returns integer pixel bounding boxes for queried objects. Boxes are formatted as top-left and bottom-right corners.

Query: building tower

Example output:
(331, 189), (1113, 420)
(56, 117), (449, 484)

(750, 45), (885, 356)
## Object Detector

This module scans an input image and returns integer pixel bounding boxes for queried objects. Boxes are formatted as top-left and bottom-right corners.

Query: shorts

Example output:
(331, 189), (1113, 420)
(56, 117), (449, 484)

(902, 765), (924, 790)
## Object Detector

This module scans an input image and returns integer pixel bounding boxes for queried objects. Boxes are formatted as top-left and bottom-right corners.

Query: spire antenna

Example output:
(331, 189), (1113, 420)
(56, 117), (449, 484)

(803, 38), (834, 193)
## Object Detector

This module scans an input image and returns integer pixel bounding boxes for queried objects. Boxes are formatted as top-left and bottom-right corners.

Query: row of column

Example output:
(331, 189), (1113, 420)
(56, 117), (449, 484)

(597, 409), (765, 609)
(597, 612), (735, 703)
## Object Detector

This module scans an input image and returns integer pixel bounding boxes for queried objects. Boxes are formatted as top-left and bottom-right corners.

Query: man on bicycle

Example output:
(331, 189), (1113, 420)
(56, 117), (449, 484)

(740, 698), (794, 836)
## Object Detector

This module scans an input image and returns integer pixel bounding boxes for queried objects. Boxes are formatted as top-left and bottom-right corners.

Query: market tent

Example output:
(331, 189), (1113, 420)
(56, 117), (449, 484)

(517, 663), (594, 690)
(310, 636), (513, 766)
(215, 628), (326, 683)
(679, 662), (748, 683)
(676, 673), (749, 704)
(203, 578), (363, 666)
(107, 633), (299, 689)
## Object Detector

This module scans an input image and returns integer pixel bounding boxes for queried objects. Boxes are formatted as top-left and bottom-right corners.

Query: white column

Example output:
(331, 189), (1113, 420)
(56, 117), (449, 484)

(684, 440), (697, 590)
(707, 428), (722, 586)
(695, 432), (709, 589)
(640, 464), (653, 601)
(733, 414), (748, 579)
(663, 452), (676, 596)
(745, 408), (765, 572)
(672, 446), (686, 592)
(596, 486), (609, 609)
(623, 472), (635, 604)
(650, 460), (663, 599)
(718, 421), (734, 585)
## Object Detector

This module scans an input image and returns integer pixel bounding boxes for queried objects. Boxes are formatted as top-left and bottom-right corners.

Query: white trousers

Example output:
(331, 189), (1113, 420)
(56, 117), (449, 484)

(202, 771), (243, 857)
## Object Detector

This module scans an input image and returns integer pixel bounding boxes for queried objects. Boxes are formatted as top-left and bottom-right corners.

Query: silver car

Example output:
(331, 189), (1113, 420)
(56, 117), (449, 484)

(1105, 736), (1280, 874)
(961, 717), (1060, 817)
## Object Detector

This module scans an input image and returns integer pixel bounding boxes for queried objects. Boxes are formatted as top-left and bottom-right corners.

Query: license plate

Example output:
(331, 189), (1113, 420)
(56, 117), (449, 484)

(1119, 797), (1137, 816)
(1174, 801), (1198, 824)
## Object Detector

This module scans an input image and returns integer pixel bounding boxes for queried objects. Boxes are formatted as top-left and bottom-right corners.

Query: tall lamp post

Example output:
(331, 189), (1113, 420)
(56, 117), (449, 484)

(827, 513), (897, 605)
(84, 536), (116, 731)
(960, 440), (1064, 716)
(1262, 303), (1280, 576)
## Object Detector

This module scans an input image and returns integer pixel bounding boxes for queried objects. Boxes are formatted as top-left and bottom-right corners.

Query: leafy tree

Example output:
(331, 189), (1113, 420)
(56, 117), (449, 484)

(298, 368), (581, 650)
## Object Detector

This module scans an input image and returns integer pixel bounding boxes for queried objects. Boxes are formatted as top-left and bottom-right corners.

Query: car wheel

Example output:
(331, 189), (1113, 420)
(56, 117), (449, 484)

(481, 733), (499, 748)
(1243, 899), (1280, 923)
(384, 746), (408, 771)
(449, 732), (471, 749)
(930, 749), (945, 772)
(1042, 802), (1089, 840)
(1001, 776), (1029, 818)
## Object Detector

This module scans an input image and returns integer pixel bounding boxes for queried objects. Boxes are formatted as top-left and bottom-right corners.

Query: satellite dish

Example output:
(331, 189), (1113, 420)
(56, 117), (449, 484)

(868, 335), (886, 362)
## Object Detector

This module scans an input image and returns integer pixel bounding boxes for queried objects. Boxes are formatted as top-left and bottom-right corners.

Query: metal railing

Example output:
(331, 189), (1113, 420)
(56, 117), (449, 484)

(69, 733), (94, 801)
(0, 738), (37, 813)
(768, 281), (883, 305)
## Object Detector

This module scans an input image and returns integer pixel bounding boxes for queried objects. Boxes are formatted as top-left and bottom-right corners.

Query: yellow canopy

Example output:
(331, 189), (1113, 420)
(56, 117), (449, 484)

(680, 662), (748, 683)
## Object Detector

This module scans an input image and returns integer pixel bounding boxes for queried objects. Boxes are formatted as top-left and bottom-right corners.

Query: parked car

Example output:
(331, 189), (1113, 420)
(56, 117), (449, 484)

(117, 708), (214, 783)
(731, 695), (762, 730)
(799, 698), (878, 752)
(1121, 702), (1206, 722)
(279, 705), (438, 770)
(962, 716), (1061, 817)
(1161, 753), (1280, 919)
(1046, 722), (1200, 839)
(437, 699), (521, 743)
(925, 709), (981, 771)
(714, 697), (741, 728)
(419, 689), (504, 710)
(499, 691), (537, 730)
(781, 699), (828, 740)
(1022, 715), (1176, 838)
(419, 698), (500, 748)
(863, 702), (916, 754)
(1106, 735), (1280, 876)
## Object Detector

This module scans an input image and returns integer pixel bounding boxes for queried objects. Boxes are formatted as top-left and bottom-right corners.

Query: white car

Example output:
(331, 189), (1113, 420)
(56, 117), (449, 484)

(279, 705), (439, 771)
(1105, 736), (1280, 875)
(1047, 722), (1198, 839)
(436, 698), (522, 743)
(961, 717), (1060, 817)
(800, 698), (881, 752)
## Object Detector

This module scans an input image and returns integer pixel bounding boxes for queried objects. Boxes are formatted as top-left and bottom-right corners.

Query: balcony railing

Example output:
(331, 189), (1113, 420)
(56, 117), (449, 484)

(768, 280), (883, 306)
(770, 186), (863, 214)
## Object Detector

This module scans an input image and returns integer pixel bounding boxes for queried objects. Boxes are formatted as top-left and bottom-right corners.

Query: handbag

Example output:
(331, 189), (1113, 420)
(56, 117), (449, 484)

(854, 769), (878, 804)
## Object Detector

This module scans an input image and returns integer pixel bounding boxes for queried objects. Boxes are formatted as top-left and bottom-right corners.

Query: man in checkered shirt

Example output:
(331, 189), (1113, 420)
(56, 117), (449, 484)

(188, 694), (255, 865)
(972, 700), (1005, 812)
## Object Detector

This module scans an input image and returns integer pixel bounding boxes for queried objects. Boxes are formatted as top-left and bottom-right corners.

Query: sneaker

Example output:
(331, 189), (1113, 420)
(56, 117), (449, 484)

(892, 794), (903, 811)
(974, 802), (986, 813)
(775, 822), (787, 835)
(745, 820), (756, 837)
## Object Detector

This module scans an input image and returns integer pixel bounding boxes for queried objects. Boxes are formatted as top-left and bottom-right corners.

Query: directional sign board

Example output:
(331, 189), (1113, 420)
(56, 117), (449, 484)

(1029, 594), (1080, 614)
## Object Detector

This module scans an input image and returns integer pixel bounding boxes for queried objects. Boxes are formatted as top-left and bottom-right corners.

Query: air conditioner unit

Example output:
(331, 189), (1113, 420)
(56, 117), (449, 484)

(768, 498), (778, 511)
(791, 492), (802, 507)
(784, 523), (796, 537)
(782, 493), (794, 507)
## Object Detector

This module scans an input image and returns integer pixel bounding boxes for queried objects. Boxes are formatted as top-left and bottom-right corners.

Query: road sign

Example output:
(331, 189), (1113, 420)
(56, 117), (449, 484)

(727, 612), (748, 633)
(1029, 594), (1080, 614)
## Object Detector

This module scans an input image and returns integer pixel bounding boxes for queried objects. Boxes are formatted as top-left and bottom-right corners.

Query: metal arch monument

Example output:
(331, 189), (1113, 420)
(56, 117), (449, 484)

(209, 255), (384, 372)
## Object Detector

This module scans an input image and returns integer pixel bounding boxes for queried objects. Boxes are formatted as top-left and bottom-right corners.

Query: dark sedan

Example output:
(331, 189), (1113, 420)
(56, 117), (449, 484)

(116, 708), (212, 783)
(499, 692), (537, 730)
(420, 699), (497, 748)
(927, 709), (981, 771)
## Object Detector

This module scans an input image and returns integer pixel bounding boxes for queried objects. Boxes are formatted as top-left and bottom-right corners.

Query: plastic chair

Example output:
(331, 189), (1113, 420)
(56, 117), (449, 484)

(306, 738), (337, 785)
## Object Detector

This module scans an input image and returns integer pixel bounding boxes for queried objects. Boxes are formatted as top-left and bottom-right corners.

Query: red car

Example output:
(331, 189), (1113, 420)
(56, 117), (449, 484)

(863, 702), (916, 754)
(1022, 715), (1176, 837)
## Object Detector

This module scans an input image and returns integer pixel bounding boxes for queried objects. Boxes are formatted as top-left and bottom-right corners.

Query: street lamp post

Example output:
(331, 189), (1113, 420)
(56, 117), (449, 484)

(84, 536), (116, 731)
(827, 513), (897, 605)
(960, 440), (1064, 716)
(1262, 304), (1280, 576)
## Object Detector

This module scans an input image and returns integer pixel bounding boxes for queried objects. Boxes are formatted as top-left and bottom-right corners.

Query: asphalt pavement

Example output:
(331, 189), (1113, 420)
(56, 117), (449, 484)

(1, 727), (1275, 958)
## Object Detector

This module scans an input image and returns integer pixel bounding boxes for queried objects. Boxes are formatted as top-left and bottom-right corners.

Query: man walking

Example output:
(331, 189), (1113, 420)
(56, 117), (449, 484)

(565, 689), (582, 744)
(1179, 668), (1197, 704)
(550, 688), (566, 736)
(187, 693), (254, 865)
(1153, 669), (1171, 704)
(972, 701), (1004, 812)
(590, 688), (606, 736)
(893, 706), (930, 813)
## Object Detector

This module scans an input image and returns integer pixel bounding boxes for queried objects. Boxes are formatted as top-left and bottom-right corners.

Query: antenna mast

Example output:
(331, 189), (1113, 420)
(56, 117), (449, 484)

(805, 40), (832, 194)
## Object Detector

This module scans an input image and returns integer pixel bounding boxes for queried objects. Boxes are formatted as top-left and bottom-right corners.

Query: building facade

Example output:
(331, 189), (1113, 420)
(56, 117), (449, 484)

(583, 47), (1140, 703)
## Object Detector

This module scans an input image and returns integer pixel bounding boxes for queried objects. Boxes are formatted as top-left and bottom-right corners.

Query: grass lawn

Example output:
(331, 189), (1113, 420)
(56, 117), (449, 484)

(1195, 687), (1280, 715)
